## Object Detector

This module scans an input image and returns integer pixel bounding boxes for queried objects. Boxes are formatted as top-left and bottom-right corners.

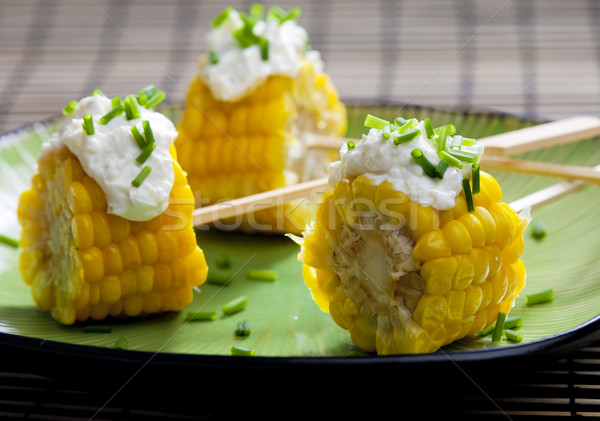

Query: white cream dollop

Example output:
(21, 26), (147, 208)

(328, 120), (484, 210)
(199, 10), (313, 102)
(46, 95), (177, 221)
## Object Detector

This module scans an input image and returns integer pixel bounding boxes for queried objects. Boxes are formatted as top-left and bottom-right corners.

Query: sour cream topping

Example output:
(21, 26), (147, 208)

(200, 10), (313, 102)
(328, 120), (484, 210)
(46, 94), (177, 221)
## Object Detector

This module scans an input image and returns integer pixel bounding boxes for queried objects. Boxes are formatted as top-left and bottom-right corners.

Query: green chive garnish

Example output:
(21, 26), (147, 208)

(84, 325), (112, 333)
(434, 124), (456, 136)
(136, 141), (156, 165)
(114, 338), (128, 349)
(448, 149), (479, 164)
(504, 329), (523, 343)
(124, 94), (141, 120)
(130, 126), (147, 149)
(247, 269), (277, 282)
(450, 135), (463, 150)
(259, 37), (269, 60)
(364, 114), (390, 130)
(111, 96), (122, 108)
(436, 125), (449, 154)
(397, 118), (417, 134)
(267, 5), (301, 24)
(142, 120), (155, 144)
(475, 324), (496, 337)
(235, 319), (252, 336)
(0, 235), (19, 248)
(463, 178), (475, 212)
(526, 289), (554, 306)
(209, 50), (219, 65)
(505, 315), (523, 329)
(423, 117), (435, 139)
(230, 346), (255, 356)
(530, 220), (548, 240)
(82, 114), (95, 135)
(99, 105), (124, 125)
(462, 137), (476, 146)
(139, 85), (157, 99)
(472, 164), (480, 194)
(216, 253), (232, 269)
(185, 310), (217, 321)
(436, 160), (449, 178)
(394, 116), (408, 126)
(211, 6), (233, 28)
(144, 90), (165, 109)
(250, 3), (264, 21)
(206, 271), (232, 286)
(62, 100), (78, 115)
(439, 150), (462, 168)
(393, 129), (420, 145)
(347, 140), (355, 150)
(131, 166), (151, 188)
(491, 311), (506, 343)
(223, 296), (247, 315)
(411, 149), (439, 178)
(382, 125), (392, 140)
(92, 89), (105, 96)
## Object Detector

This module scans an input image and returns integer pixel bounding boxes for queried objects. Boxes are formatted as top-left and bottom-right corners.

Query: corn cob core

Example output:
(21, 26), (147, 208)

(175, 58), (346, 234)
(299, 172), (527, 355)
(17, 144), (208, 325)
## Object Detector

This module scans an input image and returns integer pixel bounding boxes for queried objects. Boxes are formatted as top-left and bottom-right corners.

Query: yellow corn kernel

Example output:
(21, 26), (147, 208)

(376, 181), (410, 226)
(102, 244), (124, 275)
(420, 257), (457, 296)
(413, 230), (452, 261)
(71, 214), (94, 250)
(67, 182), (93, 215)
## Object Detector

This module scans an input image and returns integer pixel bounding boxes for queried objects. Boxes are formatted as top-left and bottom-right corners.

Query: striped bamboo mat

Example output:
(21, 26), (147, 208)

(0, 0), (599, 419)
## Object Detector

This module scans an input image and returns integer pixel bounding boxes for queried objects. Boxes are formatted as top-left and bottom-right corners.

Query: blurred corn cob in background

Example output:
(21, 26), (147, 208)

(18, 88), (208, 325)
(175, 5), (346, 234)
(296, 114), (528, 355)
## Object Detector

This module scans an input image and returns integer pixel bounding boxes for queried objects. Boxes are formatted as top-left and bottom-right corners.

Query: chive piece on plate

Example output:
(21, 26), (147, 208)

(223, 296), (247, 315)
(504, 329), (523, 343)
(230, 346), (255, 356)
(235, 319), (252, 336)
(216, 253), (232, 269)
(526, 289), (554, 306)
(82, 114), (95, 135)
(114, 338), (129, 349)
(530, 220), (548, 240)
(131, 166), (151, 188)
(0, 234), (19, 248)
(84, 325), (112, 333)
(185, 310), (217, 321)
(247, 269), (277, 282)
(504, 315), (523, 330)
(463, 178), (475, 212)
(491, 312), (507, 343)
(206, 271), (232, 286)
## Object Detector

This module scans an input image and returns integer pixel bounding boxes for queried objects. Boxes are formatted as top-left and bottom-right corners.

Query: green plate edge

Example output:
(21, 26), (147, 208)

(0, 104), (599, 361)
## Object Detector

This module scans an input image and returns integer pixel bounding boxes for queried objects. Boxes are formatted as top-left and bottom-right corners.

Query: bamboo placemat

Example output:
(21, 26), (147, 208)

(0, 0), (599, 419)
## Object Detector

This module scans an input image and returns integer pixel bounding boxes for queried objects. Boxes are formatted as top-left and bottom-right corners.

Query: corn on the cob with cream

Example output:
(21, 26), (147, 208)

(175, 5), (346, 234)
(296, 115), (528, 355)
(17, 88), (208, 325)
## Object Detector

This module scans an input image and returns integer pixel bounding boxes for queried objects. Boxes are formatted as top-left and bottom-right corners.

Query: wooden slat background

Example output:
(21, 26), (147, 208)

(0, 0), (599, 419)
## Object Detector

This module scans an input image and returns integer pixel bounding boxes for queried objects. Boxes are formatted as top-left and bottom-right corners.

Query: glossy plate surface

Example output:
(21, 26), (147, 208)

(0, 104), (598, 371)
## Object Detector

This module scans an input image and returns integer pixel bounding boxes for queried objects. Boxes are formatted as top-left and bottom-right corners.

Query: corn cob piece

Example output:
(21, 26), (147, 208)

(17, 92), (208, 325)
(297, 117), (528, 355)
(175, 6), (346, 234)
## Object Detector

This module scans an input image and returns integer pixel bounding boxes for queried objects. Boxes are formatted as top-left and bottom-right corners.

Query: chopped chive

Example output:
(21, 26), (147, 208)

(142, 120), (155, 144)
(472, 164), (480, 194)
(526, 289), (554, 306)
(131, 166), (151, 188)
(136, 141), (156, 165)
(448, 149), (479, 164)
(530, 220), (548, 240)
(111, 96), (122, 108)
(504, 329), (523, 343)
(364, 114), (390, 130)
(436, 125), (449, 155)
(475, 323), (497, 337)
(185, 310), (217, 321)
(439, 150), (463, 168)
(250, 3), (264, 21)
(397, 118), (417, 134)
(137, 94), (148, 105)
(82, 114), (95, 135)
(0, 234), (19, 248)
(99, 105), (124, 125)
(233, 25), (260, 49)
(423, 117), (435, 139)
(247, 269), (277, 282)
(347, 140), (355, 150)
(92, 89), (105, 96)
(130, 126), (147, 149)
(436, 160), (449, 178)
(206, 271), (232, 285)
(84, 325), (112, 333)
(62, 100), (78, 115)
(139, 85), (157, 99)
(259, 37), (269, 60)
(504, 315), (523, 329)
(144, 90), (165, 109)
(393, 129), (420, 145)
(230, 346), (255, 356)
(211, 6), (233, 28)
(223, 296), (247, 315)
(491, 311), (506, 343)
(114, 338), (128, 349)
(450, 135), (463, 150)
(411, 149), (439, 178)
(267, 5), (301, 24)
(434, 124), (456, 136)
(124, 95), (141, 120)
(462, 137), (476, 146)
(382, 125), (392, 140)
(463, 178), (475, 212)
(394, 116), (407, 126)
(235, 319), (252, 336)
(209, 50), (219, 65)
(216, 253), (232, 269)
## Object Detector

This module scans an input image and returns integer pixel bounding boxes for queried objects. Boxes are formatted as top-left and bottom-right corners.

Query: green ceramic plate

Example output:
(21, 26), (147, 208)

(0, 104), (599, 370)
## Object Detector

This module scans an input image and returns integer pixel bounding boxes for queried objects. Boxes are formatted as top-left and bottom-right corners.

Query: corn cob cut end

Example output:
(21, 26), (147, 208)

(17, 145), (208, 325)
(299, 172), (527, 355)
